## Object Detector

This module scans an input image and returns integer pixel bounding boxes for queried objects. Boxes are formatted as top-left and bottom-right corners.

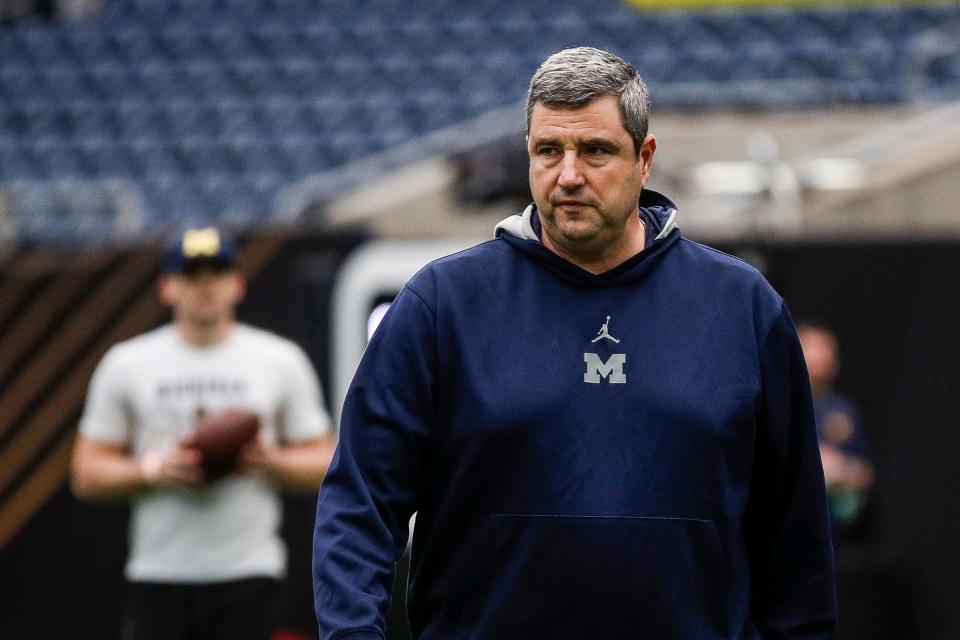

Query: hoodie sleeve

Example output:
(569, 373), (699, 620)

(313, 284), (437, 640)
(745, 302), (838, 638)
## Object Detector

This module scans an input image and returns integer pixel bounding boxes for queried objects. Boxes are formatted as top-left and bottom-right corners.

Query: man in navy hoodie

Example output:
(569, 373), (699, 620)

(314, 47), (837, 639)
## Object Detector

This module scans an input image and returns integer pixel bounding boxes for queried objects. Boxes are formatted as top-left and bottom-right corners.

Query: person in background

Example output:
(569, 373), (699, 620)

(72, 227), (335, 640)
(798, 321), (874, 539)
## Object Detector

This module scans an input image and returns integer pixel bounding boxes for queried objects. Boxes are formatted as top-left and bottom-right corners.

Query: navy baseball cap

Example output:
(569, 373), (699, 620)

(162, 227), (239, 273)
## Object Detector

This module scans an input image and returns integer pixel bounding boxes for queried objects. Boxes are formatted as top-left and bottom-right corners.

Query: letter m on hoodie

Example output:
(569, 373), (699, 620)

(583, 353), (626, 384)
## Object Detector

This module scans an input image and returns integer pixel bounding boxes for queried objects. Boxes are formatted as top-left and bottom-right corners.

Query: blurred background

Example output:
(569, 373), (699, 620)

(1, 0), (959, 638)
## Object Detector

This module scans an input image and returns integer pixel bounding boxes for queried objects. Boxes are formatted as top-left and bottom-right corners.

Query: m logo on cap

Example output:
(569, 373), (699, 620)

(182, 227), (221, 258)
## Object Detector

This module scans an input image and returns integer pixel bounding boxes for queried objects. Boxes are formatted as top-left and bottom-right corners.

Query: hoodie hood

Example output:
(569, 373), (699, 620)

(494, 189), (682, 286)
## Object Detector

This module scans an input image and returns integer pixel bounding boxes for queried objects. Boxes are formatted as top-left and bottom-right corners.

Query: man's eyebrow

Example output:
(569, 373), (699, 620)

(581, 137), (620, 149)
(530, 135), (561, 146)
(530, 135), (621, 149)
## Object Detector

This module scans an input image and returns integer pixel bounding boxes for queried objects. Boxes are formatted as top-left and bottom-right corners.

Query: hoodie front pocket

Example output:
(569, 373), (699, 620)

(464, 513), (729, 640)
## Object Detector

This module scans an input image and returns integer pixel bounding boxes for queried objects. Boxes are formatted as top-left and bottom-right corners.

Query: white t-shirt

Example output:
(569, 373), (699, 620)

(79, 324), (330, 583)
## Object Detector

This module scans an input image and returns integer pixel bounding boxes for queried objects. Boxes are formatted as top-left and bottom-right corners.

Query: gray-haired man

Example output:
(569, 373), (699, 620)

(314, 47), (836, 639)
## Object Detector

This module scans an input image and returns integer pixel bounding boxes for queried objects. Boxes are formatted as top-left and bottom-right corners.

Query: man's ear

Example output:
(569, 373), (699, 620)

(230, 273), (247, 304)
(639, 134), (657, 185)
(157, 275), (178, 307)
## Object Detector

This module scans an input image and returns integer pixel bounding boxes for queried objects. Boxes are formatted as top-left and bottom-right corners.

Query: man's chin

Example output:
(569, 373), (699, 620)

(555, 221), (599, 243)
(185, 313), (223, 328)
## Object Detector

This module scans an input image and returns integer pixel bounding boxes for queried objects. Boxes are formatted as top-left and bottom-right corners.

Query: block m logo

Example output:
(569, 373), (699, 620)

(583, 353), (626, 384)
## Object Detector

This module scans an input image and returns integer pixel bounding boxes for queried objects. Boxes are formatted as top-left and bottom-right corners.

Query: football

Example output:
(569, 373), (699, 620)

(187, 409), (260, 480)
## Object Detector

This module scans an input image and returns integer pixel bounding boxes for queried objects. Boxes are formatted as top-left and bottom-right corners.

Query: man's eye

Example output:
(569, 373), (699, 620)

(538, 147), (558, 156)
(585, 146), (609, 156)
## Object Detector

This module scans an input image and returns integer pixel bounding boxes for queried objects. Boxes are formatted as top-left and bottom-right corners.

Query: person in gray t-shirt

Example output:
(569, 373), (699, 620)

(72, 227), (335, 640)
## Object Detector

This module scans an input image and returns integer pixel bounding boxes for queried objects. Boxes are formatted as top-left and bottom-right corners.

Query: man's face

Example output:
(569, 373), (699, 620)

(528, 94), (655, 258)
(159, 263), (244, 327)
(798, 326), (839, 391)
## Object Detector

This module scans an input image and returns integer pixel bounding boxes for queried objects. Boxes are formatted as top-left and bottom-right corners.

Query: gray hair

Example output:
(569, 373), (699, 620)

(526, 47), (651, 156)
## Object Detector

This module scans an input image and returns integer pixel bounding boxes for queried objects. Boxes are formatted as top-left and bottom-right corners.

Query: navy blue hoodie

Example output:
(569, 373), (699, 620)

(314, 190), (836, 639)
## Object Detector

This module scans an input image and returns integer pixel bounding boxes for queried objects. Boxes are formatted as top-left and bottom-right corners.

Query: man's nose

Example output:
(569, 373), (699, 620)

(557, 151), (585, 190)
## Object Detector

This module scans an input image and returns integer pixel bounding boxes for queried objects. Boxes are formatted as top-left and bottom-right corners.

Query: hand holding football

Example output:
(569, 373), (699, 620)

(182, 409), (260, 480)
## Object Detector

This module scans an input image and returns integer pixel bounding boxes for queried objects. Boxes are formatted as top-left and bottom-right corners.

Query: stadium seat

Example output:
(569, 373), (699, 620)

(1, 0), (959, 244)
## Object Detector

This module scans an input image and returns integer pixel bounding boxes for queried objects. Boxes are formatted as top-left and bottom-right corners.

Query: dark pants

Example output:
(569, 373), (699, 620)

(121, 577), (280, 640)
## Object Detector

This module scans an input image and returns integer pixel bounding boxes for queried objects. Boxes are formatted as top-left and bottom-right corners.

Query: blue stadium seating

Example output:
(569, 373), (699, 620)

(1, 1), (959, 243)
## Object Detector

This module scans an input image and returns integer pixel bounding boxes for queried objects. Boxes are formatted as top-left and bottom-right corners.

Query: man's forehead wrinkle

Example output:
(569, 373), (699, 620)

(531, 105), (628, 139)
(531, 122), (623, 144)
(534, 114), (593, 129)
(534, 111), (608, 126)
(532, 115), (618, 133)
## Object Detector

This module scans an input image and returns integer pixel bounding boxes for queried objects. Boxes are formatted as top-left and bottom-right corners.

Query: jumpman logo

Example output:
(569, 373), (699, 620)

(591, 316), (620, 344)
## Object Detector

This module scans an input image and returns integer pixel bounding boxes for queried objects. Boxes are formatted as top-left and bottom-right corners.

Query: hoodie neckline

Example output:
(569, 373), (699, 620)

(494, 189), (682, 287)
